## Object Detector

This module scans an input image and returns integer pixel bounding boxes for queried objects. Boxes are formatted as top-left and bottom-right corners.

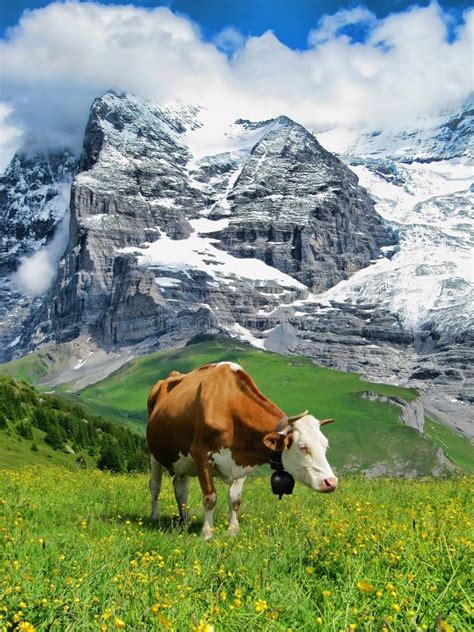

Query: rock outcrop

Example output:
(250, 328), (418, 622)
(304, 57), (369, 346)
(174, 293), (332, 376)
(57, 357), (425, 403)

(212, 117), (394, 291)
(361, 391), (425, 433)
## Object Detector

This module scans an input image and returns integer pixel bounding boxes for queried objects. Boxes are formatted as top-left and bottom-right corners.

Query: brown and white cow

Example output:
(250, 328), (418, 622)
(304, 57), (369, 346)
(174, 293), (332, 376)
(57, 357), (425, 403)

(146, 361), (337, 539)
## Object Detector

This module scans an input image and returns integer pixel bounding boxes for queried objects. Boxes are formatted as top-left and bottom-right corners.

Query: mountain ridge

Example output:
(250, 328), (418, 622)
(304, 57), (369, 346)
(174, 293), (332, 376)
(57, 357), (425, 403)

(0, 90), (472, 438)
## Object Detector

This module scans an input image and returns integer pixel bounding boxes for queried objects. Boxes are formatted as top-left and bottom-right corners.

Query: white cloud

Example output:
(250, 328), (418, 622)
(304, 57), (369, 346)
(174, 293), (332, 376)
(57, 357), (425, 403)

(12, 211), (70, 296)
(0, 1), (472, 168)
(308, 6), (376, 46)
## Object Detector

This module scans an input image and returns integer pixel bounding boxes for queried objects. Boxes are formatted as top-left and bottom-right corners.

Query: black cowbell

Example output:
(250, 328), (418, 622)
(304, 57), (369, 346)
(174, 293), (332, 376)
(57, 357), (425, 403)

(271, 470), (295, 499)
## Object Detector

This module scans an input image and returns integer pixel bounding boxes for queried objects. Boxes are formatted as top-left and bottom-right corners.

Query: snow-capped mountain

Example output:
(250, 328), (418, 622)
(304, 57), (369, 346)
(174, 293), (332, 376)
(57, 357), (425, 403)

(0, 149), (76, 354)
(323, 161), (473, 344)
(318, 92), (473, 163)
(0, 90), (472, 436)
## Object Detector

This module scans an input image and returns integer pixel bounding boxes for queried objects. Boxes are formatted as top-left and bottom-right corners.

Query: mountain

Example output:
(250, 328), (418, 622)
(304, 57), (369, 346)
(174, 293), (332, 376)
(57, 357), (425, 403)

(0, 149), (77, 355)
(0, 90), (472, 438)
(315, 95), (473, 433)
(2, 90), (394, 347)
(318, 92), (473, 163)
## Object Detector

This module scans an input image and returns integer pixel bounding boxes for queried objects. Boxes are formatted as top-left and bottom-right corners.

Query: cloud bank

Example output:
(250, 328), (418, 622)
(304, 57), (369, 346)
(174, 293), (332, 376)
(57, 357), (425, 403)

(0, 1), (472, 169)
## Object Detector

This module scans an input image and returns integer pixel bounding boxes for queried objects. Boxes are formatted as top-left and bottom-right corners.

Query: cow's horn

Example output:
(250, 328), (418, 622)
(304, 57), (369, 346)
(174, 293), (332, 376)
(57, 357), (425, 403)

(288, 410), (309, 424)
(320, 418), (335, 426)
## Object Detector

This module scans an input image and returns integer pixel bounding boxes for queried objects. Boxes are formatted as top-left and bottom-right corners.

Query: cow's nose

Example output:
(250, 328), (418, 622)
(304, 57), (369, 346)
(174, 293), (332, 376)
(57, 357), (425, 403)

(322, 477), (338, 492)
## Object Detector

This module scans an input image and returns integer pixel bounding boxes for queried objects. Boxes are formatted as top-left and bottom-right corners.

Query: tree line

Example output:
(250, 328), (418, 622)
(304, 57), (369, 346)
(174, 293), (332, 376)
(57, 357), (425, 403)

(0, 375), (148, 473)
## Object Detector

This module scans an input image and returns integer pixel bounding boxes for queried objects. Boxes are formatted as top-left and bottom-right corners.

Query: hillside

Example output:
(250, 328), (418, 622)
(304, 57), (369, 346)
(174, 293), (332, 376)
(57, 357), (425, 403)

(75, 339), (473, 476)
(0, 375), (147, 471)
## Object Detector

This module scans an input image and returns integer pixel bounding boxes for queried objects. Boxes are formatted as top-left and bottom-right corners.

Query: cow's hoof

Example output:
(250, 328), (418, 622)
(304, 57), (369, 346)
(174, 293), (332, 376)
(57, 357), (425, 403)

(201, 528), (213, 541)
(150, 514), (159, 524)
(228, 525), (239, 536)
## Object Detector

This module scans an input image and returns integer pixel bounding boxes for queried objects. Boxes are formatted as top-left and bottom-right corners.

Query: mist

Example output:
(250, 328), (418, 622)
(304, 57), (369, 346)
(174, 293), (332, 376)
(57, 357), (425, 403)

(12, 208), (70, 297)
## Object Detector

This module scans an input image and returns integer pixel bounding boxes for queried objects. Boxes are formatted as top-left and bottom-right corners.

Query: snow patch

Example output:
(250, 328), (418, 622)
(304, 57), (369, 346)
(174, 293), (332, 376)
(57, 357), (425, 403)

(323, 160), (474, 337)
(73, 351), (93, 371)
(120, 229), (305, 290)
(155, 276), (181, 288)
(227, 323), (266, 349)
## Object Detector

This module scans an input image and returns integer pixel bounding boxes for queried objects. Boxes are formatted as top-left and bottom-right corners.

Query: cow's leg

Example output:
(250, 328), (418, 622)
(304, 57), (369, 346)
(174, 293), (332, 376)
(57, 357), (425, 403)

(149, 454), (163, 523)
(192, 450), (217, 540)
(173, 474), (190, 525)
(228, 476), (246, 536)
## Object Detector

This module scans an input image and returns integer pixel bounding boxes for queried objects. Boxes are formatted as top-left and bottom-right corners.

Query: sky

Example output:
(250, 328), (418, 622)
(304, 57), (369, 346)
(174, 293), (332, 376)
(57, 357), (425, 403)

(1, 1), (472, 46)
(0, 1), (473, 169)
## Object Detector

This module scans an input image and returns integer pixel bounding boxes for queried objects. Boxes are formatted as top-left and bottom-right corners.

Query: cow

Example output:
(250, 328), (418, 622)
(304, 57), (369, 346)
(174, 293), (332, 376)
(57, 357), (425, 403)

(146, 361), (338, 539)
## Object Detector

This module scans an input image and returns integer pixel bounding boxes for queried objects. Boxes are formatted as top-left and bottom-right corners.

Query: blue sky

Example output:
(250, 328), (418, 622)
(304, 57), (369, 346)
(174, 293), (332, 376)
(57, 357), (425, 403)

(1, 0), (471, 45)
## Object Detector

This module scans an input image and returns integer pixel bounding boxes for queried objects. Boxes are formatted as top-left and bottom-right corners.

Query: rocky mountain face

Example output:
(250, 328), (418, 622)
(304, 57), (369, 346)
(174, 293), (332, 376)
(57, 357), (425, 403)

(0, 149), (76, 354)
(210, 118), (392, 291)
(0, 149), (76, 272)
(1, 90), (472, 438)
(16, 90), (393, 350)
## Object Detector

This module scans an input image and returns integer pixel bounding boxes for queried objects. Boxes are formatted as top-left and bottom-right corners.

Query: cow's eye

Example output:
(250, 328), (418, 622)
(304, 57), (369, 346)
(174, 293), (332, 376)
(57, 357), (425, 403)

(299, 443), (310, 454)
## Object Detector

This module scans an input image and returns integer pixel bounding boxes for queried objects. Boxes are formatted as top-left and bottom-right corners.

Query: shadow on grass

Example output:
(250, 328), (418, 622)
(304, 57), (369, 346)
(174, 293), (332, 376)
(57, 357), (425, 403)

(104, 511), (203, 535)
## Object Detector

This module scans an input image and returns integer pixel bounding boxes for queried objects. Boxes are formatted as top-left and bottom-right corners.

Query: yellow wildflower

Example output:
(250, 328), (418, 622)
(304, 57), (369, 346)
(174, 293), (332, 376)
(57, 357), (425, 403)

(114, 618), (126, 629)
(322, 590), (331, 597)
(18, 624), (35, 632)
(194, 620), (214, 632)
(255, 599), (268, 613)
(356, 580), (373, 593)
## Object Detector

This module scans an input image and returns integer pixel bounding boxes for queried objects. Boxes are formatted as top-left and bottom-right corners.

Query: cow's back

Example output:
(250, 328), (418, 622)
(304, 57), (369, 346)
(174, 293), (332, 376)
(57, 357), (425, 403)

(147, 364), (230, 470)
(147, 362), (284, 472)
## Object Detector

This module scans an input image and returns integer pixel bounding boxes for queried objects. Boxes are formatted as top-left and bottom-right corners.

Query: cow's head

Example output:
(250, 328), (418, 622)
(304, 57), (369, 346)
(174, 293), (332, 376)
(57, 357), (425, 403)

(263, 413), (338, 493)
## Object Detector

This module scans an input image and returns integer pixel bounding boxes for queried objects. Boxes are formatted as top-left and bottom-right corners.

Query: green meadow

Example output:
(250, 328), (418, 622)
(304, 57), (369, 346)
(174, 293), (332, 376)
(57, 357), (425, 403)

(0, 467), (472, 631)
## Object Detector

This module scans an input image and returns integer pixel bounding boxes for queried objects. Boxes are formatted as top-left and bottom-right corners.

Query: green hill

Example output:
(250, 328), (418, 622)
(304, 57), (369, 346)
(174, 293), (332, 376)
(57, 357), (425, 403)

(0, 375), (147, 471)
(2, 338), (472, 475)
(75, 338), (473, 476)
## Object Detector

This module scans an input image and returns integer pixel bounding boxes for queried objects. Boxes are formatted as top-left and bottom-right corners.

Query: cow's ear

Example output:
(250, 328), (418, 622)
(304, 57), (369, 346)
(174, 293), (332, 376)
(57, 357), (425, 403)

(263, 432), (293, 451)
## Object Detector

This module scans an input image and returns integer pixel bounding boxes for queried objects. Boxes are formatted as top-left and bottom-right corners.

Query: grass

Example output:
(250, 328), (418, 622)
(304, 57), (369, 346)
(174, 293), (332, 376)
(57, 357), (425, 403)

(0, 354), (49, 384)
(76, 340), (472, 476)
(0, 466), (472, 631)
(0, 427), (95, 470)
(2, 339), (472, 476)
(77, 340), (420, 428)
(424, 418), (474, 474)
